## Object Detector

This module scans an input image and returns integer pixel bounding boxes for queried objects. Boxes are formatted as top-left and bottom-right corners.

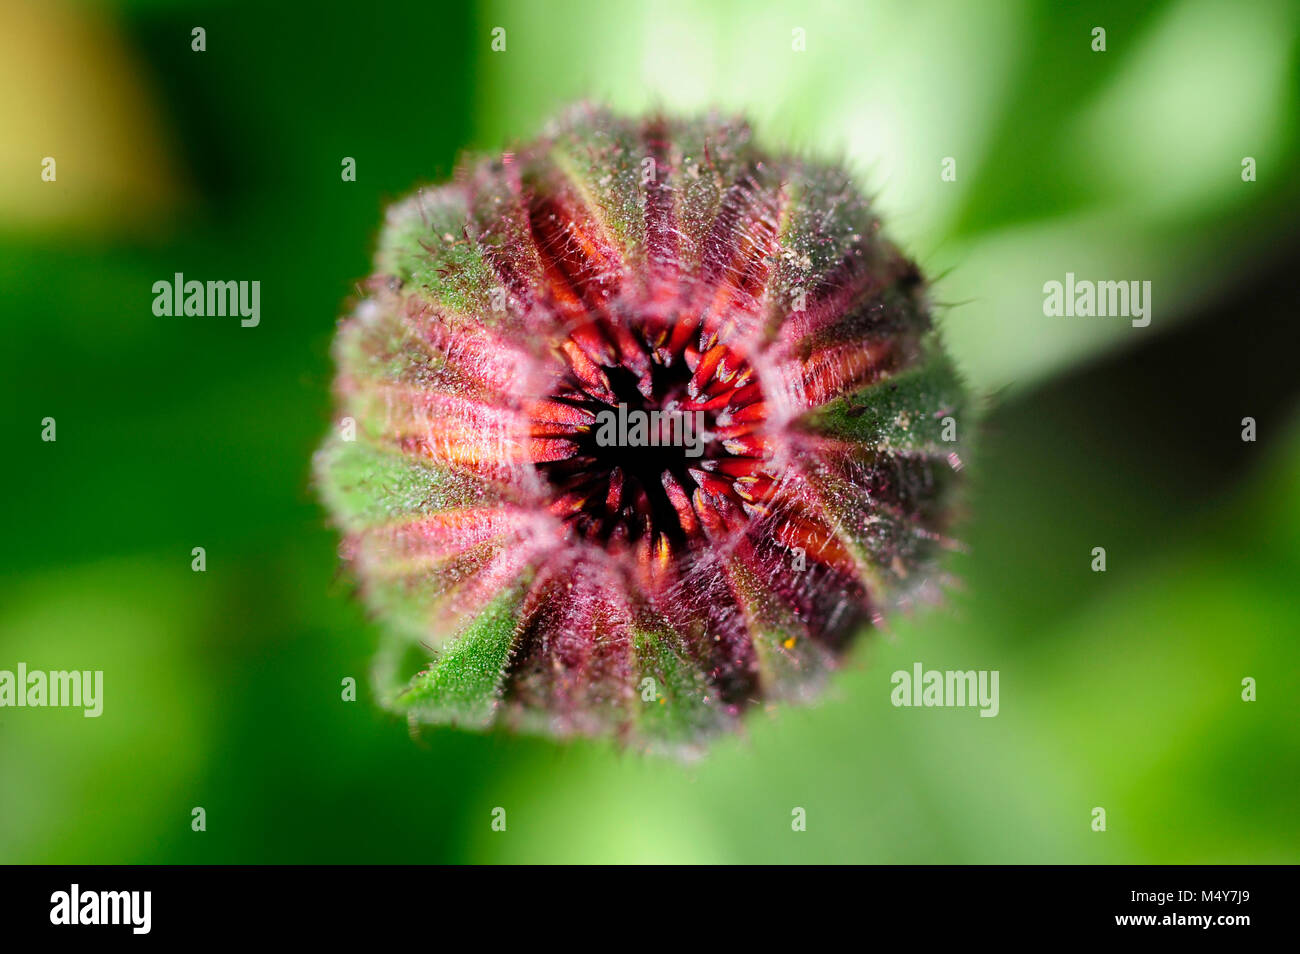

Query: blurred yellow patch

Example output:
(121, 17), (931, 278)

(0, 0), (179, 234)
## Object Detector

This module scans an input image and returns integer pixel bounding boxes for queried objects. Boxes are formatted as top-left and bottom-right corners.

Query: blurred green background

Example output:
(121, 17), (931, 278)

(2, 0), (1298, 863)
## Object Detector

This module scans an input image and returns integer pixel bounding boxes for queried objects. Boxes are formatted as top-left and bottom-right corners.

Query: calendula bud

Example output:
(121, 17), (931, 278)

(316, 104), (967, 755)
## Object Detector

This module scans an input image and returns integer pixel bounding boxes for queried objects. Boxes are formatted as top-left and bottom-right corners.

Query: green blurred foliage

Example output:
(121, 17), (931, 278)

(0, 0), (1296, 863)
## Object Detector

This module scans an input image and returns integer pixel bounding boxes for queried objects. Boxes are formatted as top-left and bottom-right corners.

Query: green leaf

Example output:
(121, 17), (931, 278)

(391, 583), (527, 728)
(631, 626), (727, 749)
(798, 347), (968, 456)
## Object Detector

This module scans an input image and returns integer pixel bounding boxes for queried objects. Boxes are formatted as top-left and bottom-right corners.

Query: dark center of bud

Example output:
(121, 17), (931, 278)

(531, 316), (774, 565)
